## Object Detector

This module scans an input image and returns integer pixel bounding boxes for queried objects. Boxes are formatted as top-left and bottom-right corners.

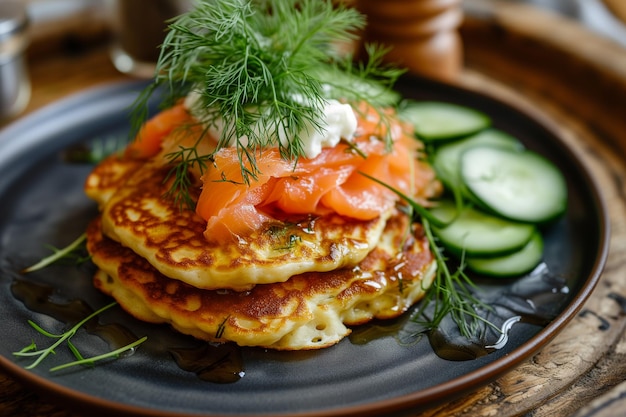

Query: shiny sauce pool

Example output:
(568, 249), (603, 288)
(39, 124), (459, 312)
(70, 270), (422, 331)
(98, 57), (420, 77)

(350, 262), (571, 361)
(11, 261), (569, 381)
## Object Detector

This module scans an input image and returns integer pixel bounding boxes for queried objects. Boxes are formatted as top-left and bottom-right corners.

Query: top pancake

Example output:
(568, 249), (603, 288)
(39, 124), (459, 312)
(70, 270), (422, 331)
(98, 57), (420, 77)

(86, 155), (392, 291)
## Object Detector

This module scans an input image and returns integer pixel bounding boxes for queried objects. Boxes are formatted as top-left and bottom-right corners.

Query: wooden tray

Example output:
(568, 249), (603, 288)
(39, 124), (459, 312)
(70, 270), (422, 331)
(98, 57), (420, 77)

(1, 1), (626, 416)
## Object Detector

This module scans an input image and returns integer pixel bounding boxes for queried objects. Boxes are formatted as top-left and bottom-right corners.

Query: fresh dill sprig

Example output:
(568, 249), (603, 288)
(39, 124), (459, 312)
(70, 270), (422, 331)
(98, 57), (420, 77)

(49, 337), (147, 372)
(359, 171), (497, 338)
(132, 0), (404, 206)
(416, 219), (496, 337)
(22, 233), (88, 273)
(13, 302), (147, 371)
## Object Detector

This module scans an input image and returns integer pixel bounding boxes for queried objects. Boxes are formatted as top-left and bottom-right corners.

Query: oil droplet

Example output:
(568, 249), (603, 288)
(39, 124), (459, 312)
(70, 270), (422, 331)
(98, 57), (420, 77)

(169, 343), (245, 383)
(428, 328), (491, 361)
(349, 315), (408, 345)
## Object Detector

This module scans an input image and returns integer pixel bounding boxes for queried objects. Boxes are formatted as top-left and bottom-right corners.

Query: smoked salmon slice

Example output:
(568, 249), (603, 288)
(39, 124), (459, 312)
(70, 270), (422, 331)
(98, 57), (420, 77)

(125, 104), (193, 159)
(126, 101), (437, 243)
(195, 106), (433, 242)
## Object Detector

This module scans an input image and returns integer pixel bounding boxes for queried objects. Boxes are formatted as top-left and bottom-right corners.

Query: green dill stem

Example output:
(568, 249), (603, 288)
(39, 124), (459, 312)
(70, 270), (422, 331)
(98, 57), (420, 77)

(420, 219), (497, 337)
(49, 337), (148, 372)
(14, 302), (118, 370)
(358, 171), (449, 228)
(22, 233), (87, 273)
(15, 341), (37, 354)
(67, 339), (86, 362)
(26, 320), (62, 338)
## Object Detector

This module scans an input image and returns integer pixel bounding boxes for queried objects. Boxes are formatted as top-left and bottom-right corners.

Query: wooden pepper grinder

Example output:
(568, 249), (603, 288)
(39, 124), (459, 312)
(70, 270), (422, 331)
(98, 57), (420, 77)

(355, 0), (463, 82)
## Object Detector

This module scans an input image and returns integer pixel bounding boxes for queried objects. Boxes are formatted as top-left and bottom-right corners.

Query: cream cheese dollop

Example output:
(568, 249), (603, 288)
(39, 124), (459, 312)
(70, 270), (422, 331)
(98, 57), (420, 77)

(184, 90), (357, 159)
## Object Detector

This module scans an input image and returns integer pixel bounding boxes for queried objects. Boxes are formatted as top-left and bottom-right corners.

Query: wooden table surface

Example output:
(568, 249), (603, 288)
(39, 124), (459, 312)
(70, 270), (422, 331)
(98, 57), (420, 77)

(2, 1), (626, 416)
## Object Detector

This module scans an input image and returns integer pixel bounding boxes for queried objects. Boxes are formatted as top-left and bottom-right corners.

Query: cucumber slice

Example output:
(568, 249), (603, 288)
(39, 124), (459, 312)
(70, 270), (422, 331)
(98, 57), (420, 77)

(429, 200), (535, 257)
(466, 231), (544, 277)
(461, 146), (567, 223)
(398, 101), (491, 142)
(433, 128), (524, 189)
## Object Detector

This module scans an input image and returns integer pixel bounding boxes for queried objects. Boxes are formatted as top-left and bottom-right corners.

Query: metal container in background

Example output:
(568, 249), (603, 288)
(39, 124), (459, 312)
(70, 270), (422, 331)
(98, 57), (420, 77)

(109, 0), (191, 78)
(0, 0), (30, 122)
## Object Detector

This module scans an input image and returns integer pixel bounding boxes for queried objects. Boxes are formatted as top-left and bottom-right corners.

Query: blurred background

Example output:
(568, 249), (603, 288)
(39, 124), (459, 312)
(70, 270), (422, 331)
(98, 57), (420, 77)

(501, 0), (626, 45)
(2, 0), (626, 123)
(15, 0), (626, 46)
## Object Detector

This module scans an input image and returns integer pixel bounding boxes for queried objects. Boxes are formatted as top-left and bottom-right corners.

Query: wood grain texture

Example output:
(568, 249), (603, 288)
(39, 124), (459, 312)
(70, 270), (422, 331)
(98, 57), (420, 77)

(2, 1), (626, 416)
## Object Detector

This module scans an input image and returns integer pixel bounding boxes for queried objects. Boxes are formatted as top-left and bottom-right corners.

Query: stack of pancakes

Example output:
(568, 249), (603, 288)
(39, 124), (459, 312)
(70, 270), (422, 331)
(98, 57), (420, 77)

(84, 143), (438, 351)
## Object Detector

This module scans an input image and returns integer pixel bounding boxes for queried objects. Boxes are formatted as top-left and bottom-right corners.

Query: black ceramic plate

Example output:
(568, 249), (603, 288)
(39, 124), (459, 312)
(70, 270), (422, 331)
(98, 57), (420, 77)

(0, 77), (609, 417)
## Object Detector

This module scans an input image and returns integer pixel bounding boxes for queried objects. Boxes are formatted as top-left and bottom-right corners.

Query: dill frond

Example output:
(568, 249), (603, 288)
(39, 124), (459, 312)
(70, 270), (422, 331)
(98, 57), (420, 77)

(134, 0), (402, 204)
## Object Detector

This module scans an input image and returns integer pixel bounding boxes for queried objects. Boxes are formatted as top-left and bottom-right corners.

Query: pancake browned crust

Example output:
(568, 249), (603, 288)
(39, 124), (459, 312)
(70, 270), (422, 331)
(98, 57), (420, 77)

(89, 155), (393, 291)
(84, 155), (143, 208)
(87, 213), (436, 350)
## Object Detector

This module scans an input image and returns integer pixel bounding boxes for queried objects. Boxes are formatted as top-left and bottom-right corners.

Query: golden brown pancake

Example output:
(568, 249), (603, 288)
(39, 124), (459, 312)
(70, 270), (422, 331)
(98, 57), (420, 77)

(87, 212), (436, 350)
(89, 155), (393, 291)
